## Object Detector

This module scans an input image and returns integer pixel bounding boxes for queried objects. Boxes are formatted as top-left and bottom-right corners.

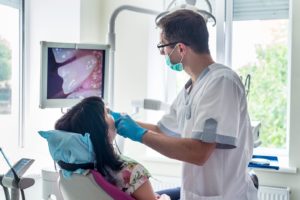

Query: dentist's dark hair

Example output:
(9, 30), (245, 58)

(157, 9), (210, 54)
(55, 96), (123, 184)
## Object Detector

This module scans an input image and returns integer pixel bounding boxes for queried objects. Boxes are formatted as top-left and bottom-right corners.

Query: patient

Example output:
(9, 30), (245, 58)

(52, 96), (170, 200)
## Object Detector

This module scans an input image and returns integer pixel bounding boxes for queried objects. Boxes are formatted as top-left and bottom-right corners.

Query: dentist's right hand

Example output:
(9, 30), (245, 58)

(109, 110), (122, 122)
(115, 114), (148, 143)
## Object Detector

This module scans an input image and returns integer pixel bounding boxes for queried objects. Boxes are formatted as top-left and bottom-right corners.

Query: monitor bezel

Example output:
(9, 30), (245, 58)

(39, 41), (110, 109)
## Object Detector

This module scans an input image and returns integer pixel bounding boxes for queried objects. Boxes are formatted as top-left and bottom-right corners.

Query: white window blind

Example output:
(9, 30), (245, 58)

(233, 0), (289, 20)
(0, 0), (20, 9)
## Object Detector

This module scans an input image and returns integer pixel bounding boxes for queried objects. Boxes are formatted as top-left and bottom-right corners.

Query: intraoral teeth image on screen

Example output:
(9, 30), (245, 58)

(39, 42), (109, 109)
(47, 48), (104, 99)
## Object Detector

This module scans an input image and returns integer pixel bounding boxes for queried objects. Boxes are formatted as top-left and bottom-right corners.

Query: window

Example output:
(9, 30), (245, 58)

(230, 0), (289, 149)
(232, 19), (288, 149)
(0, 0), (23, 148)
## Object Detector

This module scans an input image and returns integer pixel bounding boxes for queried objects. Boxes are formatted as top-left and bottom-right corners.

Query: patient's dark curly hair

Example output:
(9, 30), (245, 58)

(55, 96), (123, 184)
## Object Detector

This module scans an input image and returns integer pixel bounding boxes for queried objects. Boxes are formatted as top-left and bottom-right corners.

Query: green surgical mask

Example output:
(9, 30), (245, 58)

(165, 45), (184, 71)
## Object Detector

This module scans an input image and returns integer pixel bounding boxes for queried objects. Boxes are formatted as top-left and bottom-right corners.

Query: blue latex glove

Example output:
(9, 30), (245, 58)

(109, 110), (122, 122)
(115, 114), (148, 143)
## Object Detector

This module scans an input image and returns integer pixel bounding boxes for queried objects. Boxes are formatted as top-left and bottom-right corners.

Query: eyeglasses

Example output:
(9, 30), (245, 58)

(157, 42), (180, 52)
(157, 41), (189, 54)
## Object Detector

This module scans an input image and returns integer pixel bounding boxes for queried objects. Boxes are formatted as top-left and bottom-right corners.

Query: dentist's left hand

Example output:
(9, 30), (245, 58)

(115, 115), (148, 143)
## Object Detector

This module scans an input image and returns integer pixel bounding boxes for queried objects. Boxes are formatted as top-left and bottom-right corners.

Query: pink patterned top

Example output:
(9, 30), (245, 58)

(108, 155), (151, 195)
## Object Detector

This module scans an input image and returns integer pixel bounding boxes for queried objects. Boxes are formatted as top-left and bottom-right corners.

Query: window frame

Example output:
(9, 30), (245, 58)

(19, 0), (25, 147)
(0, 0), (25, 147)
(223, 0), (289, 153)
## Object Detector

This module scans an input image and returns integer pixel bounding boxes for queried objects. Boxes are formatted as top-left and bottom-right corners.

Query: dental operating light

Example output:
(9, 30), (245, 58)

(155, 0), (216, 26)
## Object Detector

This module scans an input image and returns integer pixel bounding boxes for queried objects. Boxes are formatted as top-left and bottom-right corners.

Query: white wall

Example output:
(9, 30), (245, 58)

(84, 0), (167, 163)
(22, 0), (81, 172)
(98, 0), (163, 113)
(1, 0), (165, 199)
(79, 0), (105, 43)
(19, 0), (164, 172)
(0, 0), (81, 199)
(0, 0), (81, 171)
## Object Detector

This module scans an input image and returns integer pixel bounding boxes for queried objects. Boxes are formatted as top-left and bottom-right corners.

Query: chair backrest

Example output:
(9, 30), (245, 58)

(58, 170), (135, 200)
(58, 170), (113, 200)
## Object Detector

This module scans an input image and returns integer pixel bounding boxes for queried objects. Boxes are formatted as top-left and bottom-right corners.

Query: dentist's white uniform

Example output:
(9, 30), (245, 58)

(158, 63), (258, 200)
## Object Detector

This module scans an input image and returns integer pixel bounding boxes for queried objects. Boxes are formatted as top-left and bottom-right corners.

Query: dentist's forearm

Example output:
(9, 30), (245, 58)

(136, 121), (163, 134)
(142, 130), (216, 166)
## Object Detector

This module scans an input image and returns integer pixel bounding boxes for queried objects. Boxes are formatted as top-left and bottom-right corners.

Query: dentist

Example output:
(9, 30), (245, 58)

(112, 9), (258, 200)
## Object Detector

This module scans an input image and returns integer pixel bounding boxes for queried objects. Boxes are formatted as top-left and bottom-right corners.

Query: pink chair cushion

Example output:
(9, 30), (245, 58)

(91, 170), (135, 200)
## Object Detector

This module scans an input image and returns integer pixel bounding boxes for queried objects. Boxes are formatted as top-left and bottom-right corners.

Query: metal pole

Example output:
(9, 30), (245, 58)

(107, 5), (160, 109)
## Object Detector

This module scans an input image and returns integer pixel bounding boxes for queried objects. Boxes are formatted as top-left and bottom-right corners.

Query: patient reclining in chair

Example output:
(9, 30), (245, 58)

(39, 96), (170, 200)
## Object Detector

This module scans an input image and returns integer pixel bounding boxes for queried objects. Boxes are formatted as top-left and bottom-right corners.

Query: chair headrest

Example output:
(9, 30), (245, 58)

(39, 130), (95, 177)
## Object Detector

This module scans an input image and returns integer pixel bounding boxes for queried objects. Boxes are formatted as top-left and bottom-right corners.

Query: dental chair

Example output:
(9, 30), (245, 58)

(58, 171), (111, 200)
(39, 130), (135, 200)
(58, 166), (134, 200)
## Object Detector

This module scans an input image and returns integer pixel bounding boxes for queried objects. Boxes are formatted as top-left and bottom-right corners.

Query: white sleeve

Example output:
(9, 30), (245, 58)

(157, 97), (181, 138)
(192, 75), (244, 149)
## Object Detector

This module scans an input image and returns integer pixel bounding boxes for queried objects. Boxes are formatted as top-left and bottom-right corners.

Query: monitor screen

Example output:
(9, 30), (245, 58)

(40, 41), (110, 108)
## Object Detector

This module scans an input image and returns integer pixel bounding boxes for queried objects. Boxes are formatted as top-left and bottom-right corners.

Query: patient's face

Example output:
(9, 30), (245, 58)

(105, 110), (116, 142)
